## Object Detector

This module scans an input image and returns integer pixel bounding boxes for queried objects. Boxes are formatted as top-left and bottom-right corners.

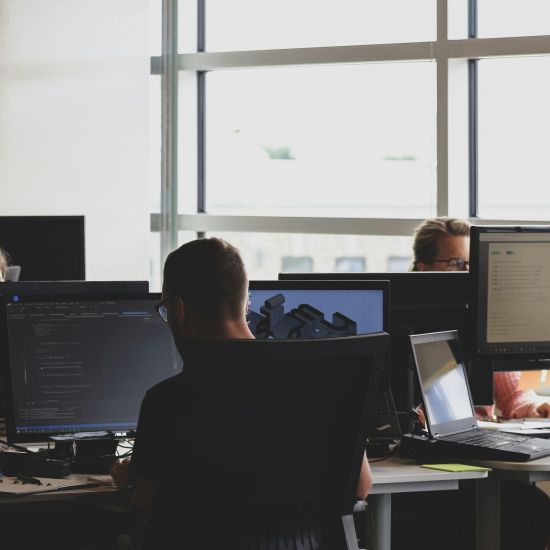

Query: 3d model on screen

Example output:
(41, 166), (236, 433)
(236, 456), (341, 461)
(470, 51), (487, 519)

(248, 293), (357, 339)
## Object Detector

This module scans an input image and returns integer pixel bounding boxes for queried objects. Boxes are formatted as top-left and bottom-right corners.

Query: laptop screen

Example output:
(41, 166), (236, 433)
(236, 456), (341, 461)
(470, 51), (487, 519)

(411, 331), (476, 436)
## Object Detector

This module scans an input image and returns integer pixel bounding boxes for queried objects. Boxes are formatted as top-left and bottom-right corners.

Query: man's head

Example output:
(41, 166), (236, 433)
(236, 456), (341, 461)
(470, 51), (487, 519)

(162, 238), (252, 339)
(411, 217), (470, 272)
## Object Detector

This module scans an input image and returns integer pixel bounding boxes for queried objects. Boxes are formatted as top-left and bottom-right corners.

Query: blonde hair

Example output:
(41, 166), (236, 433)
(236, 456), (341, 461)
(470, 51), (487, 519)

(0, 248), (8, 281)
(411, 217), (470, 271)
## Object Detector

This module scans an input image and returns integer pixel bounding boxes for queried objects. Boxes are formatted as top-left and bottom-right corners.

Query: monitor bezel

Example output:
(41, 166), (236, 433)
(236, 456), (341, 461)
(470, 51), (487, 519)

(1, 292), (162, 443)
(248, 279), (390, 335)
(470, 225), (550, 357)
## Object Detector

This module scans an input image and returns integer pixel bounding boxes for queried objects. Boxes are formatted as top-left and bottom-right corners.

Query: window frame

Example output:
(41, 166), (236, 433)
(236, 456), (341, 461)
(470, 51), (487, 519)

(151, 0), (550, 265)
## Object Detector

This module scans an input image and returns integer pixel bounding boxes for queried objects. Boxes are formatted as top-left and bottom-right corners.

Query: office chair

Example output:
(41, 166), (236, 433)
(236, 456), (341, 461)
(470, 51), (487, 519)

(146, 332), (388, 550)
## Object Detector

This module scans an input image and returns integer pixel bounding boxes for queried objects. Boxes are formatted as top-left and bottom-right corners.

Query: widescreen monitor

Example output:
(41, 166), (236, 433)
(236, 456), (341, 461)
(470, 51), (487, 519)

(0, 281), (149, 417)
(471, 225), (550, 361)
(0, 216), (85, 280)
(1, 293), (181, 443)
(247, 280), (388, 340)
(277, 272), (491, 408)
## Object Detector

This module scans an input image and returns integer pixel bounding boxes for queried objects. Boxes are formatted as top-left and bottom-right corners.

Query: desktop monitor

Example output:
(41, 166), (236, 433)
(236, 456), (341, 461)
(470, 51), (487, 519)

(0, 281), (150, 421)
(471, 225), (550, 367)
(247, 280), (388, 340)
(0, 216), (85, 280)
(1, 293), (181, 443)
(277, 272), (491, 408)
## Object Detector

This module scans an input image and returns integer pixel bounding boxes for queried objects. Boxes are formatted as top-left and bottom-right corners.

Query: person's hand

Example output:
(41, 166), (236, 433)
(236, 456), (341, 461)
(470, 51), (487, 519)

(416, 407), (426, 428)
(110, 458), (132, 489)
(535, 402), (550, 418)
(521, 402), (550, 418)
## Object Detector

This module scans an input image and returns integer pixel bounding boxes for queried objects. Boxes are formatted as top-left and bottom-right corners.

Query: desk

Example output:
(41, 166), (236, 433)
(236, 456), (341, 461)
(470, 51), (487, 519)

(368, 457), (488, 550)
(468, 456), (550, 550)
(0, 474), (117, 508)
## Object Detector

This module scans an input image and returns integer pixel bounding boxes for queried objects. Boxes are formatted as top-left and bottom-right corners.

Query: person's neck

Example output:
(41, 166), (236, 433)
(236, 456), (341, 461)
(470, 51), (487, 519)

(185, 317), (255, 340)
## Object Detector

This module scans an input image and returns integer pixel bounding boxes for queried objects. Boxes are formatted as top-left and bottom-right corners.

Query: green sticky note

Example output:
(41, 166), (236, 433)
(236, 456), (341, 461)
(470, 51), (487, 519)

(421, 463), (490, 473)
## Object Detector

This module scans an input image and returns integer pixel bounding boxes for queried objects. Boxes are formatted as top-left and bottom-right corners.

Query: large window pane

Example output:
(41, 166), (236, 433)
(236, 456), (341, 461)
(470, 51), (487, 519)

(205, 0), (435, 52)
(447, 2), (470, 40)
(478, 57), (550, 219)
(205, 64), (437, 218)
(478, 0), (550, 38)
(149, 0), (162, 56)
(178, 233), (413, 279)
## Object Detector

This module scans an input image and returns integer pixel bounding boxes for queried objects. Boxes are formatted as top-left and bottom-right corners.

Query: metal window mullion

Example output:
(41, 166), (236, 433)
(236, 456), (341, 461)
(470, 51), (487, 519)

(197, 0), (206, 219)
(468, 0), (479, 218)
(448, 35), (550, 58)
(160, 0), (179, 262)
(436, 0), (449, 217)
(150, 213), (550, 235)
(179, 41), (436, 71)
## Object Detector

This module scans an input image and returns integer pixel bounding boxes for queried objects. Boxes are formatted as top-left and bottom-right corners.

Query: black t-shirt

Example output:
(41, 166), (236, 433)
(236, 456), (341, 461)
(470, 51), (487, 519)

(129, 371), (184, 484)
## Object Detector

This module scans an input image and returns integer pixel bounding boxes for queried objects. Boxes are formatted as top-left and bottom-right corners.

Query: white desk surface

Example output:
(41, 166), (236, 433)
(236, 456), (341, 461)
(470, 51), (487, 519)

(0, 473), (117, 505)
(370, 456), (488, 492)
(466, 454), (550, 471)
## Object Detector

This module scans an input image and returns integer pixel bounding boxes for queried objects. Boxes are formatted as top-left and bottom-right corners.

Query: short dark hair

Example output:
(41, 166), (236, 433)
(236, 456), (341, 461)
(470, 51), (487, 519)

(163, 238), (248, 320)
(411, 217), (470, 271)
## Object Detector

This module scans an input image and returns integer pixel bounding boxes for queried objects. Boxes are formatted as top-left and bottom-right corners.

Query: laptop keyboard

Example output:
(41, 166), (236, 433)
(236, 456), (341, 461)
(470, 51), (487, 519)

(449, 431), (528, 449)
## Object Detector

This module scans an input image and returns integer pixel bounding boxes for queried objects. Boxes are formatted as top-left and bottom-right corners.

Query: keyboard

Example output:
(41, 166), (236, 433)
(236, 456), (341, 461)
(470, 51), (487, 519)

(452, 431), (528, 449)
(440, 428), (550, 461)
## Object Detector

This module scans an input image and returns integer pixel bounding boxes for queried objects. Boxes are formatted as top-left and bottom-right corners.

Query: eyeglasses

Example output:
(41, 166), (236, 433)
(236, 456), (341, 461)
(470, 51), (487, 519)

(155, 301), (168, 322)
(426, 258), (469, 271)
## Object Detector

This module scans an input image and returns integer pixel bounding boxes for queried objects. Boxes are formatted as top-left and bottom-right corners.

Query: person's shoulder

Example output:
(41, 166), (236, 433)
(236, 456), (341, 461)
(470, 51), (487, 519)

(145, 372), (185, 401)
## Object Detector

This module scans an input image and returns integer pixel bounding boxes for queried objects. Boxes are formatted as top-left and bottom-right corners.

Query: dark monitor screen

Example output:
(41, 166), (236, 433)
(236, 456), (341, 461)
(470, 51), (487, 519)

(471, 225), (550, 358)
(0, 216), (85, 280)
(247, 280), (388, 339)
(1, 293), (181, 443)
(276, 272), (491, 407)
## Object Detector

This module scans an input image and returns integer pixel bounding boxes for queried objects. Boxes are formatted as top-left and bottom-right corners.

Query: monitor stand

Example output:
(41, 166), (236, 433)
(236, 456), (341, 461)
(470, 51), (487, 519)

(47, 433), (118, 474)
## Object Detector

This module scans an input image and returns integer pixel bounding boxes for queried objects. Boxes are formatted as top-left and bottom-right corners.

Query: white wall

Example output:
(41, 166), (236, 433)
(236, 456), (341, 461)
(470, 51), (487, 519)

(0, 1), (150, 281)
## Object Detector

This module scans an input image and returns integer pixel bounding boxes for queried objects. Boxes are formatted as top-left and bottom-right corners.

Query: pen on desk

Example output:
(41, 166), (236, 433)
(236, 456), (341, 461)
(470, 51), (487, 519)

(16, 474), (42, 485)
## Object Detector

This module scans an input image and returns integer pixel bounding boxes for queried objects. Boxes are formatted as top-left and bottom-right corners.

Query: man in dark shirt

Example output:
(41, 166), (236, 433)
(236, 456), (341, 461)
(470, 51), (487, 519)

(111, 237), (373, 547)
(111, 238), (256, 505)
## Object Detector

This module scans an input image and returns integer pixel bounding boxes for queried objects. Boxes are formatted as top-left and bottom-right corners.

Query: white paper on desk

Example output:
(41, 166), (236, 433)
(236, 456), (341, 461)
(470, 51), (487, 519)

(477, 420), (550, 434)
(0, 477), (99, 495)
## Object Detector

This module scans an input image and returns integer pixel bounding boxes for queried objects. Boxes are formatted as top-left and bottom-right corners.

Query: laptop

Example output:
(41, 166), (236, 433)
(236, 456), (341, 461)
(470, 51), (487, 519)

(409, 331), (550, 461)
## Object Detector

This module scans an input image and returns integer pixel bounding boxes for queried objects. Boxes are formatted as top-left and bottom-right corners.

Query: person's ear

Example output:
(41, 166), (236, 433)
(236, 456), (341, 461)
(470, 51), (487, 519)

(174, 295), (185, 324)
(415, 262), (428, 271)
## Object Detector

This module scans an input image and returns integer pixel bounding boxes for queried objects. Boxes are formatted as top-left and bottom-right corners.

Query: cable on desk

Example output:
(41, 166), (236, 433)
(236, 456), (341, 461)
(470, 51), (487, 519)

(367, 442), (400, 463)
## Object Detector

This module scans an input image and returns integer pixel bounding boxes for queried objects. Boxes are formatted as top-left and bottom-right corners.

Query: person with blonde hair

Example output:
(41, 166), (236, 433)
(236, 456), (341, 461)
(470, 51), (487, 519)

(0, 248), (8, 281)
(411, 217), (470, 272)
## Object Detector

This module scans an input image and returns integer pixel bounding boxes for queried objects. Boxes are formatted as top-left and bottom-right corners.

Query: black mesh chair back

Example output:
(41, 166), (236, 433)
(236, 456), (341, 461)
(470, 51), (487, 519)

(149, 333), (388, 550)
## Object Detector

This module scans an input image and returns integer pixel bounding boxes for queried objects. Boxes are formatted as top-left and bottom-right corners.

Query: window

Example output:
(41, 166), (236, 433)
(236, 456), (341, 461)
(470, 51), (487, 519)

(183, 232), (413, 280)
(151, 1), (550, 275)
(478, 56), (550, 220)
(206, 64), (436, 219)
(204, 0), (435, 52)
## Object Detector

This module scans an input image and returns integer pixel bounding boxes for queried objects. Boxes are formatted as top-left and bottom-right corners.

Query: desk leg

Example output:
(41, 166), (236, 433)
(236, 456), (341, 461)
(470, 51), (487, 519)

(369, 493), (391, 550)
(476, 476), (500, 550)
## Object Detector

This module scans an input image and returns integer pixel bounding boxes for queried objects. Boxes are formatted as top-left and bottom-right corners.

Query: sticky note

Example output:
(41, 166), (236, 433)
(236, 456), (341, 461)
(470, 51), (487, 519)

(421, 463), (490, 473)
